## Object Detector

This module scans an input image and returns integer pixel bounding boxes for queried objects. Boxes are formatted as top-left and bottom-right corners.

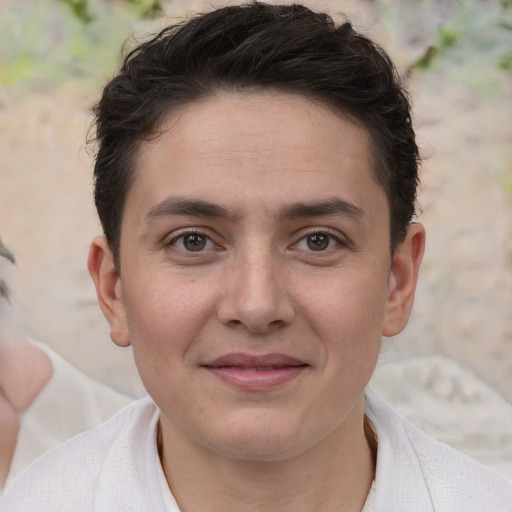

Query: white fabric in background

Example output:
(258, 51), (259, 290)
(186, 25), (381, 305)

(7, 340), (131, 486)
(366, 389), (512, 511)
(370, 355), (512, 479)
(1, 391), (511, 511)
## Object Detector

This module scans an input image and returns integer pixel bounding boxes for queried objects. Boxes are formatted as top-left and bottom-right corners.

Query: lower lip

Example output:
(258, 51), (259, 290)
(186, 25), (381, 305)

(204, 366), (307, 390)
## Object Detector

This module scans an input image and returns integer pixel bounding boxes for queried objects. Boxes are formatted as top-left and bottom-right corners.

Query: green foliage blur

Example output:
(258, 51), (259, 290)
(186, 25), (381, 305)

(0, 0), (163, 91)
(409, 0), (512, 85)
(1, 0), (511, 93)
(60, 0), (162, 22)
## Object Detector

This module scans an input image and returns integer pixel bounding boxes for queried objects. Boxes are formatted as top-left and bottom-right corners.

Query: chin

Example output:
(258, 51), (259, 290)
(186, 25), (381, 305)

(212, 437), (304, 463)
(202, 413), (314, 462)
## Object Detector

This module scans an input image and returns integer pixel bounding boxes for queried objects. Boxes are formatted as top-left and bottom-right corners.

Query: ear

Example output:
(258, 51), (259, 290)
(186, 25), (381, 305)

(382, 223), (425, 337)
(87, 236), (131, 347)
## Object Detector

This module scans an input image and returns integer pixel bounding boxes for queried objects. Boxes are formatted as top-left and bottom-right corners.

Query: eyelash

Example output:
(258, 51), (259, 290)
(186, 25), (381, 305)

(167, 230), (219, 253)
(292, 229), (345, 253)
(167, 228), (345, 254)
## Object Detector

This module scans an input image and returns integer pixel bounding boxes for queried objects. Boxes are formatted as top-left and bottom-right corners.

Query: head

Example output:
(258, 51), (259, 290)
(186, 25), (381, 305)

(92, 2), (419, 271)
(0, 238), (53, 488)
(88, 2), (425, 466)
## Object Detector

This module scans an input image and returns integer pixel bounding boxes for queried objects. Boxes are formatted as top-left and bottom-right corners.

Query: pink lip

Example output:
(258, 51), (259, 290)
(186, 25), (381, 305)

(202, 353), (309, 390)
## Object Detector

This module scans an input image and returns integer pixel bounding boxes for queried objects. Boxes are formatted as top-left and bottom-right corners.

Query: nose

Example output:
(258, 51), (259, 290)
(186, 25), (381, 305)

(217, 249), (296, 334)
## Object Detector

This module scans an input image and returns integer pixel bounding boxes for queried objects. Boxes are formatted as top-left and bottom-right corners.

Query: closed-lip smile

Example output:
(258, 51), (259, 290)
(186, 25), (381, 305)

(202, 353), (309, 390)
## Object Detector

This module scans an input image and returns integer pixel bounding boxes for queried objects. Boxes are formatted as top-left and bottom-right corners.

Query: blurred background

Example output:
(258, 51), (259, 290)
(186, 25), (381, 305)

(0, 0), (511, 403)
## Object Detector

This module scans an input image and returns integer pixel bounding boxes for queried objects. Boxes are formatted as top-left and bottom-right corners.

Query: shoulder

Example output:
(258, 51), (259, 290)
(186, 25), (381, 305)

(0, 397), (159, 512)
(365, 389), (512, 512)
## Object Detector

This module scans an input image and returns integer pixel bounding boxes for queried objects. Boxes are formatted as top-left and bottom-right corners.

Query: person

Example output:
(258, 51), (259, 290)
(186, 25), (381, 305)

(0, 236), (130, 490)
(1, 2), (511, 510)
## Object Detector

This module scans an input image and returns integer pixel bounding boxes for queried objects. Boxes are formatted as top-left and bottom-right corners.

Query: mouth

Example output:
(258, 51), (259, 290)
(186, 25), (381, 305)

(202, 353), (309, 390)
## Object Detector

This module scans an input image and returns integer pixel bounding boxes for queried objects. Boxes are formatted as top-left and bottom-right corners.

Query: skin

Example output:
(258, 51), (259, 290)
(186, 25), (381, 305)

(89, 91), (425, 512)
(0, 382), (19, 487)
(0, 257), (53, 487)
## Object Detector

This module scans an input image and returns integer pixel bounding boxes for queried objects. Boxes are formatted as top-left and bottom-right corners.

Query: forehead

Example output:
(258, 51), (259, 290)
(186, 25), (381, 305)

(146, 92), (370, 161)
(127, 91), (387, 225)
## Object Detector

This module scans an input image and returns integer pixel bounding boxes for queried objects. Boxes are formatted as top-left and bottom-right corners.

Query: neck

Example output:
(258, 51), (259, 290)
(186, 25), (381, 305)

(160, 396), (375, 512)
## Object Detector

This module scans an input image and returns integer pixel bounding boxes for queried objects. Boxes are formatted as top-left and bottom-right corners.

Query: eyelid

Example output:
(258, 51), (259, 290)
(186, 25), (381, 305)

(166, 228), (221, 252)
(168, 228), (206, 242)
(292, 227), (347, 247)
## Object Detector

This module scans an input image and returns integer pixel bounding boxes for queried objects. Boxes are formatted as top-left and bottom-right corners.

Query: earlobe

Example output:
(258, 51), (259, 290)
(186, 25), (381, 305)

(382, 223), (426, 337)
(87, 236), (131, 347)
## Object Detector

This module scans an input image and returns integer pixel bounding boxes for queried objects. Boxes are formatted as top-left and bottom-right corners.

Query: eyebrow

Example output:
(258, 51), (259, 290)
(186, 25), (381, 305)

(145, 197), (240, 223)
(145, 196), (365, 224)
(275, 198), (365, 223)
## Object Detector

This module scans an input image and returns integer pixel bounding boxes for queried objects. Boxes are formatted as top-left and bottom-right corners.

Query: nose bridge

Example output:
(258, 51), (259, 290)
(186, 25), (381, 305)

(218, 239), (295, 332)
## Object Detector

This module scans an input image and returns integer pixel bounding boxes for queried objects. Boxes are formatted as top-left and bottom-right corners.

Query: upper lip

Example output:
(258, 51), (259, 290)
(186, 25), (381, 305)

(203, 353), (308, 368)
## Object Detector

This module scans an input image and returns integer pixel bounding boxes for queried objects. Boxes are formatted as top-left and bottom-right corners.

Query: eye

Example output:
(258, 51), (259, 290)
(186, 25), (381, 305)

(294, 231), (341, 252)
(170, 232), (215, 252)
(306, 233), (330, 251)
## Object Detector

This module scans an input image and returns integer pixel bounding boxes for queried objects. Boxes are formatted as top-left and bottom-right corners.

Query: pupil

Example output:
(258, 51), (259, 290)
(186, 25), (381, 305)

(307, 233), (329, 251)
(184, 234), (206, 251)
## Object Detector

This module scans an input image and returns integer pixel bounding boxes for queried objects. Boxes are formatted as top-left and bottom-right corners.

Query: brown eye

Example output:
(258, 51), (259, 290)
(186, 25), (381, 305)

(182, 234), (207, 251)
(306, 233), (330, 251)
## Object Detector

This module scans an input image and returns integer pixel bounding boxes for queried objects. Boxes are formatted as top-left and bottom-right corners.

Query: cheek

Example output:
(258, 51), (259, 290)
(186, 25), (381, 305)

(302, 269), (390, 340)
(300, 270), (388, 386)
(123, 276), (217, 365)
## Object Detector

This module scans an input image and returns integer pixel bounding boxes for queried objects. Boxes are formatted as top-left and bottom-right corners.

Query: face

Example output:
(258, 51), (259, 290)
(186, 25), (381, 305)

(89, 92), (424, 462)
